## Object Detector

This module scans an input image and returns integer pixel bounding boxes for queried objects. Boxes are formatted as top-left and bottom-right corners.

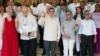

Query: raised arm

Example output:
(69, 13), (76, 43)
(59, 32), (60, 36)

(38, 17), (46, 27)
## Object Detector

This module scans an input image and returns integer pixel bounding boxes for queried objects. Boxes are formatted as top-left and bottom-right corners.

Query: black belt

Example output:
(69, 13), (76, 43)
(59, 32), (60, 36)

(81, 34), (94, 37)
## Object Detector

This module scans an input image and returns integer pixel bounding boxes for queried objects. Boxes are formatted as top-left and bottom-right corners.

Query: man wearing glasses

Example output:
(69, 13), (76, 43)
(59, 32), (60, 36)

(61, 11), (78, 56)
(78, 10), (97, 56)
(18, 6), (37, 56)
(38, 7), (60, 56)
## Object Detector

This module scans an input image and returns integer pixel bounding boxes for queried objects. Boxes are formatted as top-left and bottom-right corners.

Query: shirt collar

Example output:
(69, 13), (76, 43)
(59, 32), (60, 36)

(84, 19), (91, 21)
(48, 15), (56, 19)
(23, 12), (31, 18)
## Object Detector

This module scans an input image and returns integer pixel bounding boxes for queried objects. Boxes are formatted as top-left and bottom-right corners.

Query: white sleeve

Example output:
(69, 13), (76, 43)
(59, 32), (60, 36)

(92, 21), (97, 35)
(38, 17), (46, 26)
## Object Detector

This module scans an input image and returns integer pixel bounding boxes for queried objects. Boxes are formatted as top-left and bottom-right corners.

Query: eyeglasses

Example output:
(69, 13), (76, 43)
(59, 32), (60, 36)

(84, 14), (90, 15)
(66, 14), (71, 15)
(49, 10), (55, 12)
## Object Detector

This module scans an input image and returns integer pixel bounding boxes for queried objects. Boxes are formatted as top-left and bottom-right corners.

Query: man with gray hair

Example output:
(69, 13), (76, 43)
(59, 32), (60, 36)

(17, 6), (37, 56)
(61, 11), (78, 56)
(78, 10), (97, 56)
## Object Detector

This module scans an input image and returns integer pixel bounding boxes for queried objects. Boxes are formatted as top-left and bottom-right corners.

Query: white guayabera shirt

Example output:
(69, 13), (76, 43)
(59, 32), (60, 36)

(18, 12), (37, 40)
(38, 16), (61, 41)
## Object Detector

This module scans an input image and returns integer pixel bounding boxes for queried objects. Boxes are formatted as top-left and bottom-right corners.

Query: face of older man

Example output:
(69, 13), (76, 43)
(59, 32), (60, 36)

(22, 6), (28, 17)
(84, 11), (90, 20)
(66, 12), (72, 20)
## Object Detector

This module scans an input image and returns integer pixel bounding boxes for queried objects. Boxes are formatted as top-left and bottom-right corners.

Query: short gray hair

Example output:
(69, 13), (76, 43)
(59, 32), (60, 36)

(66, 11), (72, 15)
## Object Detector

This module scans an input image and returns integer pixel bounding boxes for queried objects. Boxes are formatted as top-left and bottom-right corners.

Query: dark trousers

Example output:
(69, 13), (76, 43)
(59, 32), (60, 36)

(42, 41), (46, 55)
(18, 33), (23, 55)
(44, 41), (56, 56)
(38, 25), (46, 55)
(21, 38), (37, 56)
(80, 34), (94, 56)
(58, 36), (63, 55)
(39, 25), (44, 48)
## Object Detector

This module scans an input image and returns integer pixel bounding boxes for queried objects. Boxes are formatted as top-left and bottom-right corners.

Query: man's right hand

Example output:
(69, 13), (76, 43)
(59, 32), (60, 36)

(22, 32), (28, 37)
(64, 34), (70, 39)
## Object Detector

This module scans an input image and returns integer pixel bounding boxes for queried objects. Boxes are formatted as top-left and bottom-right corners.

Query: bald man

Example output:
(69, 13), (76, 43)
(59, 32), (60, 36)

(17, 6), (38, 56)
